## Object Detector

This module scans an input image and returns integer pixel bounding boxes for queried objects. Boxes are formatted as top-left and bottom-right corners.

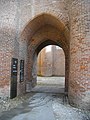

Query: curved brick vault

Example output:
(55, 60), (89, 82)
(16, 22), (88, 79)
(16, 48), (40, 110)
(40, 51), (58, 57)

(21, 14), (70, 93)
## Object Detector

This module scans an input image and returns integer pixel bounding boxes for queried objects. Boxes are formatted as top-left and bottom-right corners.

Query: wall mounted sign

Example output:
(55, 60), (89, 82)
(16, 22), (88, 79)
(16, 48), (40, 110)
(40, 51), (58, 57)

(20, 60), (24, 82)
(10, 58), (18, 99)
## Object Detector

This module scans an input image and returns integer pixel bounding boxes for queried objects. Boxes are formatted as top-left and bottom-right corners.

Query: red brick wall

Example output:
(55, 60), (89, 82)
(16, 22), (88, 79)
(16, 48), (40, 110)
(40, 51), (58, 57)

(69, 0), (90, 110)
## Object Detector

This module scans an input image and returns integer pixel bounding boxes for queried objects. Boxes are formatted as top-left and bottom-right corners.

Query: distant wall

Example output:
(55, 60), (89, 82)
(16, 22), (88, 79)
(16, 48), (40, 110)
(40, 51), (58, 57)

(37, 45), (65, 76)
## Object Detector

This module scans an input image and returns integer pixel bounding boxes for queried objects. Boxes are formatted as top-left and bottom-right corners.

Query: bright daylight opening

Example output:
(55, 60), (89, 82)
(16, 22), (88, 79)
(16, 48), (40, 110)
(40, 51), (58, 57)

(46, 45), (52, 52)
(31, 45), (65, 93)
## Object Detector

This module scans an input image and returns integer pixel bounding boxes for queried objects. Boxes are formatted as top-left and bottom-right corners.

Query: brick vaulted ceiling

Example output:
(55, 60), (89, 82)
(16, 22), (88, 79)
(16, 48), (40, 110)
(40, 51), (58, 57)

(21, 13), (70, 47)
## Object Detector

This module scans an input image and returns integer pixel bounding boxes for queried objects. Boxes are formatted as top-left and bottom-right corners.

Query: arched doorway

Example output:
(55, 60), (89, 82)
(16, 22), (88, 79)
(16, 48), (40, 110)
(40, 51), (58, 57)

(20, 13), (69, 97)
(27, 37), (69, 92)
(35, 45), (65, 93)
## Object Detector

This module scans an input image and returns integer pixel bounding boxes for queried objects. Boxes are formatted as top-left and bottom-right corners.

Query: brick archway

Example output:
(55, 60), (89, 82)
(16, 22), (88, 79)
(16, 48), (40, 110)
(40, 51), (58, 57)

(19, 13), (90, 110)
(0, 0), (89, 110)
(19, 6), (90, 110)
(20, 13), (70, 93)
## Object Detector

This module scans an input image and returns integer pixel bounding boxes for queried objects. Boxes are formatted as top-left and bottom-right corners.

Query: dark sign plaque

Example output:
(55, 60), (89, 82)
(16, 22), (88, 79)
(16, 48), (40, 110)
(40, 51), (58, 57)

(10, 58), (18, 99)
(20, 60), (24, 82)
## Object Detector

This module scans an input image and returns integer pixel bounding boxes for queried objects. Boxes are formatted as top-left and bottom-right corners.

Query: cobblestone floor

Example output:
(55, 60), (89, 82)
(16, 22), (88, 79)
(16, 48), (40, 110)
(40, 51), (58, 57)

(0, 77), (90, 120)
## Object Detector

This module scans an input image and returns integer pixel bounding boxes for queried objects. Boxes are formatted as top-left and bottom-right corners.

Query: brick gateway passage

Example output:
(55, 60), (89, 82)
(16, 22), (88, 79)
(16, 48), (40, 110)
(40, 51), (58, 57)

(0, 0), (90, 110)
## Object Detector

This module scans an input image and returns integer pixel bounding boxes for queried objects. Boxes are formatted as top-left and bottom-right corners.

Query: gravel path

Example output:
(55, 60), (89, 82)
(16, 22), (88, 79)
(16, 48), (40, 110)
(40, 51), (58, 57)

(0, 93), (34, 113)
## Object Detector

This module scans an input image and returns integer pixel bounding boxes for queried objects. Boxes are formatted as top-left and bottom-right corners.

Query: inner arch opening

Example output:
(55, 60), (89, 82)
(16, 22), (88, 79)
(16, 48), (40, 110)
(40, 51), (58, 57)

(35, 45), (65, 94)
(31, 42), (66, 93)
(37, 45), (65, 77)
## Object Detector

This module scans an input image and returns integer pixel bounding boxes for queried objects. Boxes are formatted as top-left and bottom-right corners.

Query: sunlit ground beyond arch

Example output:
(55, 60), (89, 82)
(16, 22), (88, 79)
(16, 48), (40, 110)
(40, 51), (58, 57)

(31, 76), (65, 94)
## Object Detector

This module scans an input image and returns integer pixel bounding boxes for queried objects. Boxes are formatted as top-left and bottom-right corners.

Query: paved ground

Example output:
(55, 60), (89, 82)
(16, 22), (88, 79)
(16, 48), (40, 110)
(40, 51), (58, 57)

(31, 77), (65, 93)
(37, 76), (65, 87)
(0, 77), (90, 120)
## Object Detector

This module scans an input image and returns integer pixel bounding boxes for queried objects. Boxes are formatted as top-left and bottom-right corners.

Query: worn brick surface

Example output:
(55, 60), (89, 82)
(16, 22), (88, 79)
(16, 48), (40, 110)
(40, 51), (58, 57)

(69, 0), (90, 110)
